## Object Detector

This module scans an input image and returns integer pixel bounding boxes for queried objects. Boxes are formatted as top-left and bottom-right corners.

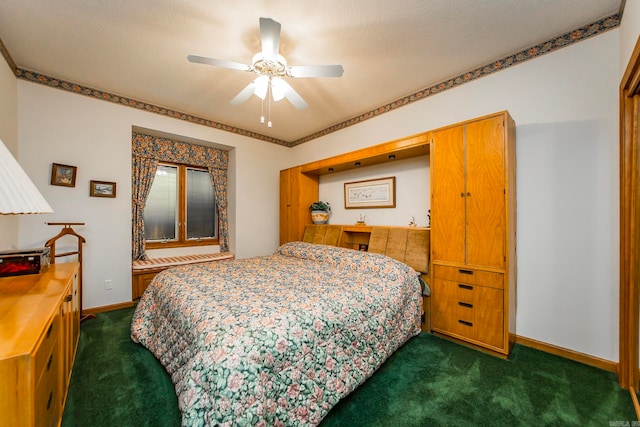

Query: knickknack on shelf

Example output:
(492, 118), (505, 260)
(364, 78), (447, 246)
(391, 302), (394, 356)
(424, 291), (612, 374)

(309, 201), (331, 224)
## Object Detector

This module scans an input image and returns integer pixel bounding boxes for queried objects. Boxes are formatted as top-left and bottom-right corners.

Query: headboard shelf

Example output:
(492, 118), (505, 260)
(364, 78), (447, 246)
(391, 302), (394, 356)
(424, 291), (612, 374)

(302, 224), (430, 274)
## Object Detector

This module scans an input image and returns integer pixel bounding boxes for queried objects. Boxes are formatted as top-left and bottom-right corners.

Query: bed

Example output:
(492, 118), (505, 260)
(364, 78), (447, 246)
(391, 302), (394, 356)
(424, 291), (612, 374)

(131, 237), (425, 426)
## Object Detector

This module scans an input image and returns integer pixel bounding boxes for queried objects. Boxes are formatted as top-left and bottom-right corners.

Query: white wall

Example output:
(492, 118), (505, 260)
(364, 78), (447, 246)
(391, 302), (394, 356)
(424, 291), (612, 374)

(318, 156), (430, 227)
(0, 58), (19, 249)
(17, 81), (289, 310)
(291, 30), (621, 362)
(621, 1), (640, 75)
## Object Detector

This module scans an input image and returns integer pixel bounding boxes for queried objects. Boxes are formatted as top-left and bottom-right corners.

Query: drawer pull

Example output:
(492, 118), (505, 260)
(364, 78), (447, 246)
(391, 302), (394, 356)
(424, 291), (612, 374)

(459, 269), (474, 275)
(458, 319), (473, 327)
(458, 301), (473, 308)
(47, 354), (53, 371)
(46, 391), (53, 410)
(458, 284), (473, 290)
(45, 323), (53, 339)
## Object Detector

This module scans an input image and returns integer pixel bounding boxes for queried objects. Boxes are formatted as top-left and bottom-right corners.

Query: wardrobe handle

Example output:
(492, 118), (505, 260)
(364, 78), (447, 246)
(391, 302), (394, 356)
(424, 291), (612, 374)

(458, 320), (473, 327)
(458, 301), (473, 308)
(458, 284), (473, 290)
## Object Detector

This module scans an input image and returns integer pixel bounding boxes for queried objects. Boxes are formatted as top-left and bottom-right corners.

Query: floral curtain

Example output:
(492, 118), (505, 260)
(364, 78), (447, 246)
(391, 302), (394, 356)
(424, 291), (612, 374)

(208, 167), (229, 251)
(131, 155), (158, 260)
(131, 133), (229, 259)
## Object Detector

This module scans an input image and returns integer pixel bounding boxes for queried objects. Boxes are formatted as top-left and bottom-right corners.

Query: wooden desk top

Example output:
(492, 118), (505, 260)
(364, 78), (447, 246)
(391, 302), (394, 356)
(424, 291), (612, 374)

(0, 262), (79, 359)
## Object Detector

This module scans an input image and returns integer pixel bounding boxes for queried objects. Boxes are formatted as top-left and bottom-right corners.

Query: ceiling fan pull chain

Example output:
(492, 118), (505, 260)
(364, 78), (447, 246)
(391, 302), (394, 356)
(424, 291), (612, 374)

(268, 82), (273, 128)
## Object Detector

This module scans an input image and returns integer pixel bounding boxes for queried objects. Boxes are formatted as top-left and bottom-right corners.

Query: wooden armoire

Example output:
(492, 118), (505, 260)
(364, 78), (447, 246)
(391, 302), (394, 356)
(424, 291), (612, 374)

(429, 111), (516, 356)
(279, 166), (319, 245)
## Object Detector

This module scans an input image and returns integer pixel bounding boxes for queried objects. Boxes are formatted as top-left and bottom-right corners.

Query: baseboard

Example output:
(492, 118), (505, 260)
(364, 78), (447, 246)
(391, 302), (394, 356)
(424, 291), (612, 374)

(83, 301), (135, 316)
(515, 335), (617, 373)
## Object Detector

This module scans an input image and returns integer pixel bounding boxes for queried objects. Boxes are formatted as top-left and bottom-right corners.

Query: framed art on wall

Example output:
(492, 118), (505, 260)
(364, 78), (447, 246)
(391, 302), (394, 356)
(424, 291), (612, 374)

(344, 176), (396, 209)
(89, 180), (116, 198)
(50, 163), (77, 187)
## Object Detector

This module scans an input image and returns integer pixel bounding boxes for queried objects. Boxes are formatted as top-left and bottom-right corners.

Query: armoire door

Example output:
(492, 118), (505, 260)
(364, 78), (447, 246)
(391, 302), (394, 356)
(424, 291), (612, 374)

(279, 167), (319, 245)
(430, 125), (465, 264)
(279, 169), (293, 245)
(465, 115), (506, 269)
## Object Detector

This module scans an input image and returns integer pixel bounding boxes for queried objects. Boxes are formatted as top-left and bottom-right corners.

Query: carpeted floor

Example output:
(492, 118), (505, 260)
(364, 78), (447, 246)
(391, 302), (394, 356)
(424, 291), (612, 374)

(62, 307), (637, 426)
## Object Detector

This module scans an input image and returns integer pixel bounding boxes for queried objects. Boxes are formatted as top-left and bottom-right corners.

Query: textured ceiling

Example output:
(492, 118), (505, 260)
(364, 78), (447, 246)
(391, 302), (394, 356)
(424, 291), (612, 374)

(0, 0), (622, 145)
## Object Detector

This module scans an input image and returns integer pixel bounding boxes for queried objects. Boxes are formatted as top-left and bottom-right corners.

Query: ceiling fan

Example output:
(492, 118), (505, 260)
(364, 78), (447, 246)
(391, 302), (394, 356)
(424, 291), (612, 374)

(188, 17), (344, 125)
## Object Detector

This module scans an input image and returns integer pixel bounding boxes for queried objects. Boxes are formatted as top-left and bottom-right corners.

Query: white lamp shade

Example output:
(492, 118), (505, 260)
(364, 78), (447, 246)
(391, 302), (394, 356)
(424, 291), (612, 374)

(271, 77), (286, 102)
(253, 75), (269, 100)
(0, 139), (53, 214)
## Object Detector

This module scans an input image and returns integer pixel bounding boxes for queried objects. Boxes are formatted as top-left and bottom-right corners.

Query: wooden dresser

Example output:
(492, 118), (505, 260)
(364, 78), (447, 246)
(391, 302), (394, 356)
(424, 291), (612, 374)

(430, 111), (516, 356)
(0, 262), (80, 427)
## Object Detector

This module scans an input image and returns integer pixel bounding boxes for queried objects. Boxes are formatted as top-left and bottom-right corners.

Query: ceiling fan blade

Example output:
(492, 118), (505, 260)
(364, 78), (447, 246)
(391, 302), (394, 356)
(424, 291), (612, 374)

(187, 54), (251, 72)
(259, 17), (281, 61)
(230, 80), (257, 105)
(288, 64), (344, 78)
(273, 78), (308, 110)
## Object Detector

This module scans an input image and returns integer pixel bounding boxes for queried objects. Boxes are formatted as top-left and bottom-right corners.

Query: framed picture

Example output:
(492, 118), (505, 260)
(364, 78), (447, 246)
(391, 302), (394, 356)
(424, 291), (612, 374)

(50, 163), (77, 187)
(344, 176), (396, 209)
(90, 180), (116, 198)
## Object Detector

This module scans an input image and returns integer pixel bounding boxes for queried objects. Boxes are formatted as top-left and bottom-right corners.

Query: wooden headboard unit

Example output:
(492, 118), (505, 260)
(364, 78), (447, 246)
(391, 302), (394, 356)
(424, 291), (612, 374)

(302, 224), (430, 273)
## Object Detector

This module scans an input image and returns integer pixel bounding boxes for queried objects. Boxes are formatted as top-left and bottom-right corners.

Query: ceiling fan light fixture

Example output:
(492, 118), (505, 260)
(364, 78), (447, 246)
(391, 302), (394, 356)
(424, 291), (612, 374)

(188, 17), (343, 120)
(271, 77), (286, 101)
(253, 75), (269, 100)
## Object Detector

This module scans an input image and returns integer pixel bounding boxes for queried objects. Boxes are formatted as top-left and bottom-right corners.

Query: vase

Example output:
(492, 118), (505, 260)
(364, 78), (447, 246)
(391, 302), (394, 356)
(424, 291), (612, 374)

(311, 210), (330, 224)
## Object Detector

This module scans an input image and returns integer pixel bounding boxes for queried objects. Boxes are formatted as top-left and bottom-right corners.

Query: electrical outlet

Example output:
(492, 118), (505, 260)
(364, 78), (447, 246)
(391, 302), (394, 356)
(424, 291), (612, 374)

(105, 279), (113, 290)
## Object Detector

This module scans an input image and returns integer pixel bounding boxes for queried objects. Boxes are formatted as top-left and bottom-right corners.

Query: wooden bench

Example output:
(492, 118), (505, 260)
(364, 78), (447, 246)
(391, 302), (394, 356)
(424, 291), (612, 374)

(131, 252), (235, 300)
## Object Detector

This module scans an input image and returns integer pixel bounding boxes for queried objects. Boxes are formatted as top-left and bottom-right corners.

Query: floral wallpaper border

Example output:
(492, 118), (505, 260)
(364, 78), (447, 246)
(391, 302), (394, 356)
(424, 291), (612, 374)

(11, 13), (619, 148)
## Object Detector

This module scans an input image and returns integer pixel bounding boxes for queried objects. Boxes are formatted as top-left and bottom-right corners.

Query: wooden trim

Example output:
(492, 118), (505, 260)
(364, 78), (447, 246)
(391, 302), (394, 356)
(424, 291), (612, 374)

(631, 387), (640, 421)
(432, 332), (509, 359)
(619, 35), (640, 390)
(516, 335), (617, 373)
(83, 301), (135, 315)
(300, 132), (430, 175)
(145, 162), (220, 249)
(146, 238), (220, 249)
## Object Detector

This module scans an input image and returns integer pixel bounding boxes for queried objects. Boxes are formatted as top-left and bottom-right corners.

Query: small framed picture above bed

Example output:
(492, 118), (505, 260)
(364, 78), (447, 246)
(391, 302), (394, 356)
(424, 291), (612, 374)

(344, 176), (396, 209)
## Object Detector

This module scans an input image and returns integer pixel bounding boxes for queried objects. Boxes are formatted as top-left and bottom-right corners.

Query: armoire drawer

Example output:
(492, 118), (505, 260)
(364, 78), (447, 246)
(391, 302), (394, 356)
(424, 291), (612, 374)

(431, 278), (504, 349)
(432, 265), (504, 289)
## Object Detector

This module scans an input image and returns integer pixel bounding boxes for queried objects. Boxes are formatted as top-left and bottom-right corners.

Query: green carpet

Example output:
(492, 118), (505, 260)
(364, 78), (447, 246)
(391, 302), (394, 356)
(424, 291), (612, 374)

(62, 307), (637, 426)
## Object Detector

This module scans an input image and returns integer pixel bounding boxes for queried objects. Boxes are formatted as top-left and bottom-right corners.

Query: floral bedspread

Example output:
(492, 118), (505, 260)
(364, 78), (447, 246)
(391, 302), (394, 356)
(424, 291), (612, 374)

(131, 241), (422, 426)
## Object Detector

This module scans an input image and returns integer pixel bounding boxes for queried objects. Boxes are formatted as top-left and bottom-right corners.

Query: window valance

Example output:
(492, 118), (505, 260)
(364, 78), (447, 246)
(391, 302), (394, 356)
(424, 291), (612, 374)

(132, 132), (228, 170)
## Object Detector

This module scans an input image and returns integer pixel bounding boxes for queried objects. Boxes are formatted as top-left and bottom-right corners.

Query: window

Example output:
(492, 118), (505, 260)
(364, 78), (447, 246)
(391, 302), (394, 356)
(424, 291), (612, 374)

(144, 163), (218, 248)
